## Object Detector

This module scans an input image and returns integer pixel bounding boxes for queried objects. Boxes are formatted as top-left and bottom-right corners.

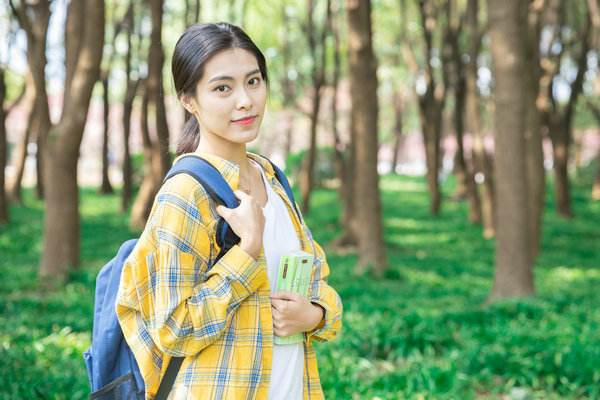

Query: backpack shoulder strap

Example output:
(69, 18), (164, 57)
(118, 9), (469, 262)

(163, 155), (240, 264)
(261, 156), (301, 220)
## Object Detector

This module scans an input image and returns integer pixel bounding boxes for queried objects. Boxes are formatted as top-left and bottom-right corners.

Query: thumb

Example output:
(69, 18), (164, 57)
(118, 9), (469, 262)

(216, 205), (230, 218)
(270, 290), (298, 301)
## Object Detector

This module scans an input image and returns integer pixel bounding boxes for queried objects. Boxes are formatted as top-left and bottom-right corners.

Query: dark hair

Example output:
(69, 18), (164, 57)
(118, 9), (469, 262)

(172, 22), (269, 156)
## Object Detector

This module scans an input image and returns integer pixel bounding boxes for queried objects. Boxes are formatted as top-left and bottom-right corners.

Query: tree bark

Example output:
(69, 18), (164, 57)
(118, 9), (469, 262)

(330, 0), (351, 239)
(593, 154), (600, 200)
(0, 67), (7, 225)
(299, 0), (330, 214)
(408, 0), (447, 216)
(465, 0), (495, 237)
(120, 0), (138, 213)
(390, 93), (404, 175)
(586, 101), (600, 200)
(8, 1), (51, 204)
(129, 0), (171, 229)
(40, 0), (104, 278)
(540, 2), (590, 218)
(488, 0), (535, 300)
(447, 1), (481, 222)
(523, 1), (545, 258)
(7, 97), (34, 204)
(99, 75), (114, 194)
(347, 0), (387, 275)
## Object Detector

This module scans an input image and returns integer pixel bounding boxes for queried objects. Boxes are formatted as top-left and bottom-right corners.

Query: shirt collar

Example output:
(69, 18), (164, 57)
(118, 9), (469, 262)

(173, 152), (277, 190)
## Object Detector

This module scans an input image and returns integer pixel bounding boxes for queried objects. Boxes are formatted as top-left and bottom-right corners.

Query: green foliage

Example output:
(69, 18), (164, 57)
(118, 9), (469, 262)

(285, 147), (338, 188)
(1, 171), (599, 398)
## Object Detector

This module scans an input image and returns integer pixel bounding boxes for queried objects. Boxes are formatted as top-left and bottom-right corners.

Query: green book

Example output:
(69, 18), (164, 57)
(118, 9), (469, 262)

(274, 249), (314, 345)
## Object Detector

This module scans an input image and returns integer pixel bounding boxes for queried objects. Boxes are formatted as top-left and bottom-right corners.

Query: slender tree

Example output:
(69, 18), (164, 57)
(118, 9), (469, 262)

(402, 0), (449, 215)
(7, 1), (51, 204)
(185, 0), (201, 27)
(98, 5), (131, 195)
(465, 0), (495, 237)
(299, 0), (331, 213)
(0, 67), (7, 225)
(129, 0), (171, 229)
(120, 0), (140, 213)
(39, 0), (104, 277)
(488, 0), (535, 299)
(446, 0), (482, 223)
(347, 0), (386, 274)
(523, 0), (546, 258)
(541, 1), (591, 217)
(586, 100), (600, 200)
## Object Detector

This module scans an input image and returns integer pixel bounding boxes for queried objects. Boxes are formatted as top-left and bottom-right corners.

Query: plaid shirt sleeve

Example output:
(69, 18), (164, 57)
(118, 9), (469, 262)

(304, 226), (343, 344)
(117, 172), (268, 354)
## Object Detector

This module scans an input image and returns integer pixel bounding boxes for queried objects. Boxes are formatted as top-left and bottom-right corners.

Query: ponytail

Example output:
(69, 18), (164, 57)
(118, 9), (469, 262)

(176, 116), (200, 157)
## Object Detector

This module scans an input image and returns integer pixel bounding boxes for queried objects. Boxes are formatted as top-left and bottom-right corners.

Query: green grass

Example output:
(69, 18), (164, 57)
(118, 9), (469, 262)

(1, 170), (599, 399)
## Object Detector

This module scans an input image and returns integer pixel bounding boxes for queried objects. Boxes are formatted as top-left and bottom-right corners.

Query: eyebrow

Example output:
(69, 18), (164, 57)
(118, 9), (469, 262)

(208, 69), (261, 83)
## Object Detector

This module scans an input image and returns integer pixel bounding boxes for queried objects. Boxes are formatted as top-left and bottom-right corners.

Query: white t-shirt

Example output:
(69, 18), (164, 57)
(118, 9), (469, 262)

(259, 167), (304, 400)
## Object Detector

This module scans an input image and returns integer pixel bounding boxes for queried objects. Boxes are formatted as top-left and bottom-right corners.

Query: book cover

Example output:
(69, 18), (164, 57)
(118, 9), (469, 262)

(274, 249), (314, 345)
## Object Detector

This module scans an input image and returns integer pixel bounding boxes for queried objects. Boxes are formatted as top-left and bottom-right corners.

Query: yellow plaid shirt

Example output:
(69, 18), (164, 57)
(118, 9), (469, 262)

(116, 153), (343, 399)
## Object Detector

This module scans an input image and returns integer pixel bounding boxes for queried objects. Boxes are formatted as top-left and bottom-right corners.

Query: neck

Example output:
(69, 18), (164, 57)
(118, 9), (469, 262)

(194, 137), (252, 181)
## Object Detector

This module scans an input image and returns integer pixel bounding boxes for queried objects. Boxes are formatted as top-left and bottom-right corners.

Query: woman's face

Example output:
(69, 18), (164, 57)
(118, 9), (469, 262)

(184, 48), (267, 150)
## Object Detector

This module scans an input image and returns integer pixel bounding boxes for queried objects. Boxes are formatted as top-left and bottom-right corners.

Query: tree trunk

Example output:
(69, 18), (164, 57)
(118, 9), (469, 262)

(593, 154), (600, 200)
(120, 0), (137, 213)
(121, 78), (138, 213)
(129, 0), (171, 229)
(466, 0), (494, 237)
(7, 101), (34, 204)
(548, 117), (573, 217)
(488, 0), (535, 300)
(7, 0), (52, 204)
(539, 3), (590, 218)
(524, 2), (545, 258)
(0, 67), (7, 225)
(299, 95), (320, 214)
(99, 75), (114, 194)
(35, 131), (44, 199)
(130, 80), (160, 229)
(413, 0), (447, 216)
(419, 99), (443, 215)
(347, 0), (387, 275)
(280, 4), (296, 160)
(40, 0), (104, 278)
(331, 4), (346, 203)
(299, 0), (330, 214)
(390, 93), (404, 175)
(586, 102), (600, 201)
(447, 3), (481, 222)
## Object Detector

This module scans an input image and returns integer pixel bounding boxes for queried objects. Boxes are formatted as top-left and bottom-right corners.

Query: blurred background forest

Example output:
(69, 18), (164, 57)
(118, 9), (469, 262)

(1, 0), (600, 399)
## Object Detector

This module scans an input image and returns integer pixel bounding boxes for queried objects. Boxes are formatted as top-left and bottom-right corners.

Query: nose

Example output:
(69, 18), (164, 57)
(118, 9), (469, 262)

(236, 88), (252, 110)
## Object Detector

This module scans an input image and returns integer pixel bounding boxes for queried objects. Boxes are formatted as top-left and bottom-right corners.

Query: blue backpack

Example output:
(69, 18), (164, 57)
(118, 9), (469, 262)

(83, 154), (298, 400)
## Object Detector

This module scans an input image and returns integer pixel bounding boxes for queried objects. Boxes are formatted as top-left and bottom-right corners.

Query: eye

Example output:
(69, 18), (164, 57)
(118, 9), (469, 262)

(215, 85), (230, 93)
(248, 77), (261, 86)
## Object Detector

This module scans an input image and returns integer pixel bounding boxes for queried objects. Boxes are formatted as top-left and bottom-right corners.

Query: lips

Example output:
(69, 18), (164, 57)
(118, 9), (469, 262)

(233, 115), (256, 125)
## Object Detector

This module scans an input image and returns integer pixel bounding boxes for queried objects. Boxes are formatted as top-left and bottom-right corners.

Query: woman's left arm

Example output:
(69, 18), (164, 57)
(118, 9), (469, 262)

(303, 236), (343, 343)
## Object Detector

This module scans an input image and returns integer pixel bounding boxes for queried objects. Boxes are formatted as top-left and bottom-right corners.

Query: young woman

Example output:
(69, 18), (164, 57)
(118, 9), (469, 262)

(116, 22), (342, 399)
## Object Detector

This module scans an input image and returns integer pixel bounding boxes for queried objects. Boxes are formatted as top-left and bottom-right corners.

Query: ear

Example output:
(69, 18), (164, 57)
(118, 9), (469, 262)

(179, 94), (196, 114)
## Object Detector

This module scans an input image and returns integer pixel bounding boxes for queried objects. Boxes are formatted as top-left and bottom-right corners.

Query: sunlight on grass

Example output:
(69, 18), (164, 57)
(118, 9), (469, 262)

(388, 232), (454, 245)
(380, 177), (428, 193)
(547, 266), (600, 282)
(2, 172), (600, 399)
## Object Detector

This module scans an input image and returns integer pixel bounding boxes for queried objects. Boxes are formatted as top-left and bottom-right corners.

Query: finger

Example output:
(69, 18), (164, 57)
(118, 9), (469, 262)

(271, 299), (285, 311)
(216, 205), (231, 218)
(233, 189), (252, 201)
(270, 290), (298, 301)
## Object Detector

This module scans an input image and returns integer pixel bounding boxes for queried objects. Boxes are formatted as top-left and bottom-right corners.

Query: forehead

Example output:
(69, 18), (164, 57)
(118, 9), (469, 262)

(201, 48), (260, 81)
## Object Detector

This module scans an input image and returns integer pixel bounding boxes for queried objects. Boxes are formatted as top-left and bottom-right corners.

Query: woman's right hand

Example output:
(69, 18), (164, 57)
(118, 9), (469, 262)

(216, 190), (265, 259)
